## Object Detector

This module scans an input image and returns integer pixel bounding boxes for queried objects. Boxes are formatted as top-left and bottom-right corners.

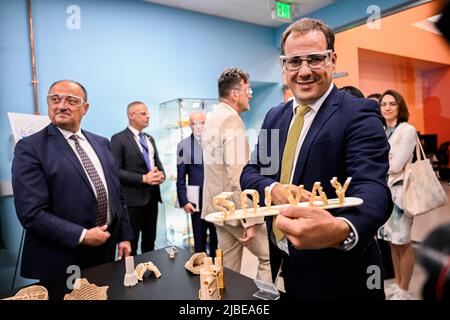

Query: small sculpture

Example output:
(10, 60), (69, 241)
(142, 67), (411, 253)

(213, 192), (235, 219)
(123, 256), (138, 287)
(185, 252), (208, 275)
(264, 186), (272, 209)
(240, 189), (259, 213)
(135, 261), (162, 280)
(330, 177), (352, 205)
(198, 256), (221, 300)
(166, 245), (178, 259)
(3, 285), (48, 300)
(205, 177), (360, 223)
(283, 184), (304, 206)
(215, 248), (225, 291)
(64, 278), (108, 300)
(309, 182), (329, 206)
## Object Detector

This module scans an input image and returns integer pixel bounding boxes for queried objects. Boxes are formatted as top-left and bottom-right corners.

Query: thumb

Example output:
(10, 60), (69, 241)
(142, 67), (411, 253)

(100, 224), (108, 232)
(117, 246), (123, 260)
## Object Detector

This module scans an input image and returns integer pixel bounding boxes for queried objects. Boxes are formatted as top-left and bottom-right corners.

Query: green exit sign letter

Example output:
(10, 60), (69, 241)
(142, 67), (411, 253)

(276, 1), (291, 20)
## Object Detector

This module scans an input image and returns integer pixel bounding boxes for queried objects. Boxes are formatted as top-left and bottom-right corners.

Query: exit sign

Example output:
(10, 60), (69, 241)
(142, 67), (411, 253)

(276, 1), (291, 20)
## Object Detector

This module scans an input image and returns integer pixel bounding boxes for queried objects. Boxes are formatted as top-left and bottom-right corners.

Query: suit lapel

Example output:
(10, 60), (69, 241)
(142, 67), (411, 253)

(292, 87), (341, 184)
(278, 100), (295, 180)
(125, 128), (147, 164)
(47, 124), (95, 196)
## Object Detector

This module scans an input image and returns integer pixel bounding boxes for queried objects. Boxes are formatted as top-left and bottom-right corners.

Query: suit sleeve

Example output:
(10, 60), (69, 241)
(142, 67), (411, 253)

(149, 136), (165, 176)
(105, 139), (134, 242)
(240, 109), (279, 203)
(11, 140), (84, 249)
(337, 99), (392, 252)
(110, 134), (144, 186)
(176, 141), (189, 207)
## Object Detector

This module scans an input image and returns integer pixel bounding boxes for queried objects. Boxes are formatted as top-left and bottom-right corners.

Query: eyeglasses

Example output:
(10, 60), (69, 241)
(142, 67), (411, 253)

(47, 94), (85, 106)
(233, 87), (253, 95)
(280, 49), (333, 71)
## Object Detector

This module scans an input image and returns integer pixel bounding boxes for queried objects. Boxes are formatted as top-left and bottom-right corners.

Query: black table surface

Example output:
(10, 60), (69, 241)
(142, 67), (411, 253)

(2, 247), (259, 300)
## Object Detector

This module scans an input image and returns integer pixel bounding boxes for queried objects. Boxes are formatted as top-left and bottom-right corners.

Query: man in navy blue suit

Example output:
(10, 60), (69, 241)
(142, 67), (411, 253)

(12, 80), (133, 281)
(176, 111), (217, 256)
(240, 18), (392, 299)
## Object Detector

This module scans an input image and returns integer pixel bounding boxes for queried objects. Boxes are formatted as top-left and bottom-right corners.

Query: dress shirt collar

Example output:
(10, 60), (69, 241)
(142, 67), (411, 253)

(128, 125), (142, 137)
(292, 82), (334, 115)
(57, 126), (86, 141)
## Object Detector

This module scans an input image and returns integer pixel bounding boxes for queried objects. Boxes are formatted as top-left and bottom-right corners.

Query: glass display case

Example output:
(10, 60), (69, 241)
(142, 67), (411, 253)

(158, 98), (217, 249)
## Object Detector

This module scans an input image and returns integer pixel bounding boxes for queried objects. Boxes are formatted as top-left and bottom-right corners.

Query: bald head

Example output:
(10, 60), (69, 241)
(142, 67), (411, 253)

(189, 111), (206, 138)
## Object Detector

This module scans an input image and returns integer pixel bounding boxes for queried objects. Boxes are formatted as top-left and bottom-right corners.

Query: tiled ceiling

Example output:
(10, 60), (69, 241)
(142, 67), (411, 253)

(143, 0), (336, 27)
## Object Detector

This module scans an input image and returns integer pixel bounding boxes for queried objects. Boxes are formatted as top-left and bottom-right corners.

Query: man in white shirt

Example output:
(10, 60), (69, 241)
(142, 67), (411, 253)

(241, 18), (391, 299)
(12, 80), (133, 281)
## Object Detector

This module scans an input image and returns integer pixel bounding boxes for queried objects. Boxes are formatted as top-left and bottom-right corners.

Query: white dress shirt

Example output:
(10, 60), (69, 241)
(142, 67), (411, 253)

(57, 127), (111, 244)
(128, 125), (155, 169)
(270, 83), (358, 253)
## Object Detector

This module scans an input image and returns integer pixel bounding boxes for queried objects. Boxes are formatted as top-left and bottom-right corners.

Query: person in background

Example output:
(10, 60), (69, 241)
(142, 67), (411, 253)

(177, 111), (217, 256)
(202, 67), (271, 282)
(339, 85), (365, 98)
(377, 89), (418, 300)
(367, 93), (382, 102)
(111, 101), (165, 255)
(11, 80), (133, 281)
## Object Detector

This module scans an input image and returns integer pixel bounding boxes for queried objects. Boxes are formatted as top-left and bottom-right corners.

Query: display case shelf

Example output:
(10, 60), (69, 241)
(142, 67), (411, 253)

(158, 98), (217, 249)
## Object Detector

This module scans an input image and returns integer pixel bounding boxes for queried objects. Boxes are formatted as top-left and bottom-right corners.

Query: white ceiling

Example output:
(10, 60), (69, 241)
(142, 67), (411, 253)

(143, 0), (336, 27)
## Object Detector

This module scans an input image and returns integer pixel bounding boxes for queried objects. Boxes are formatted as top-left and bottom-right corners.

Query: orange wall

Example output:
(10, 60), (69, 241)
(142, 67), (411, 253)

(422, 67), (450, 146)
(334, 0), (450, 144)
(335, 0), (450, 89)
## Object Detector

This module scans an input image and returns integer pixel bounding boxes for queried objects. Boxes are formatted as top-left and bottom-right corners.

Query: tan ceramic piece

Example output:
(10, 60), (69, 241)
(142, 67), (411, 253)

(213, 192), (235, 219)
(184, 252), (208, 275)
(3, 285), (48, 300)
(241, 189), (259, 213)
(198, 256), (221, 300)
(309, 182), (329, 206)
(64, 278), (108, 300)
(330, 177), (352, 205)
(135, 261), (162, 281)
(264, 186), (272, 209)
(283, 184), (304, 206)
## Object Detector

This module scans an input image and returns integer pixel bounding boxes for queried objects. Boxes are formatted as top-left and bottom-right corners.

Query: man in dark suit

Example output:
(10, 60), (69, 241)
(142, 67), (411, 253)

(176, 111), (217, 256)
(240, 18), (392, 299)
(111, 101), (165, 255)
(11, 80), (133, 281)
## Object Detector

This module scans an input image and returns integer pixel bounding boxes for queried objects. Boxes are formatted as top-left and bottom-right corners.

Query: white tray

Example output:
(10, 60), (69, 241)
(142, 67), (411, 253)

(204, 197), (363, 223)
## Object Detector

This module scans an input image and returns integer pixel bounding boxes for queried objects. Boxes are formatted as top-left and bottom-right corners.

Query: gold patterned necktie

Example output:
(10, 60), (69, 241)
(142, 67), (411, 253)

(273, 104), (311, 242)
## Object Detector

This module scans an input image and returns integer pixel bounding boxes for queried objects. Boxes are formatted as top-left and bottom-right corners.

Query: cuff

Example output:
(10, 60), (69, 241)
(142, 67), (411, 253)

(78, 228), (87, 245)
(335, 217), (359, 251)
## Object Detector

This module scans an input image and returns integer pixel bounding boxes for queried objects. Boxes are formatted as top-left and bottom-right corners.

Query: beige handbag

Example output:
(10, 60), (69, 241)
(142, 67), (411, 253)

(403, 137), (447, 217)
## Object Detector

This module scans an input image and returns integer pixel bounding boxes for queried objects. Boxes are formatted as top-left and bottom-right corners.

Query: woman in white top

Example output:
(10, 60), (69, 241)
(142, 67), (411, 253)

(378, 90), (417, 300)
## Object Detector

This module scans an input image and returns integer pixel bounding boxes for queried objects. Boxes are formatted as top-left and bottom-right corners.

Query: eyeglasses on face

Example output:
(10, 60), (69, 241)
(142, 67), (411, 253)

(280, 49), (333, 71)
(47, 94), (85, 106)
(233, 87), (253, 95)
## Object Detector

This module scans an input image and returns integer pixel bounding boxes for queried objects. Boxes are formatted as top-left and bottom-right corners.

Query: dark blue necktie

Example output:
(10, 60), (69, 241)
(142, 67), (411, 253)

(139, 132), (152, 171)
